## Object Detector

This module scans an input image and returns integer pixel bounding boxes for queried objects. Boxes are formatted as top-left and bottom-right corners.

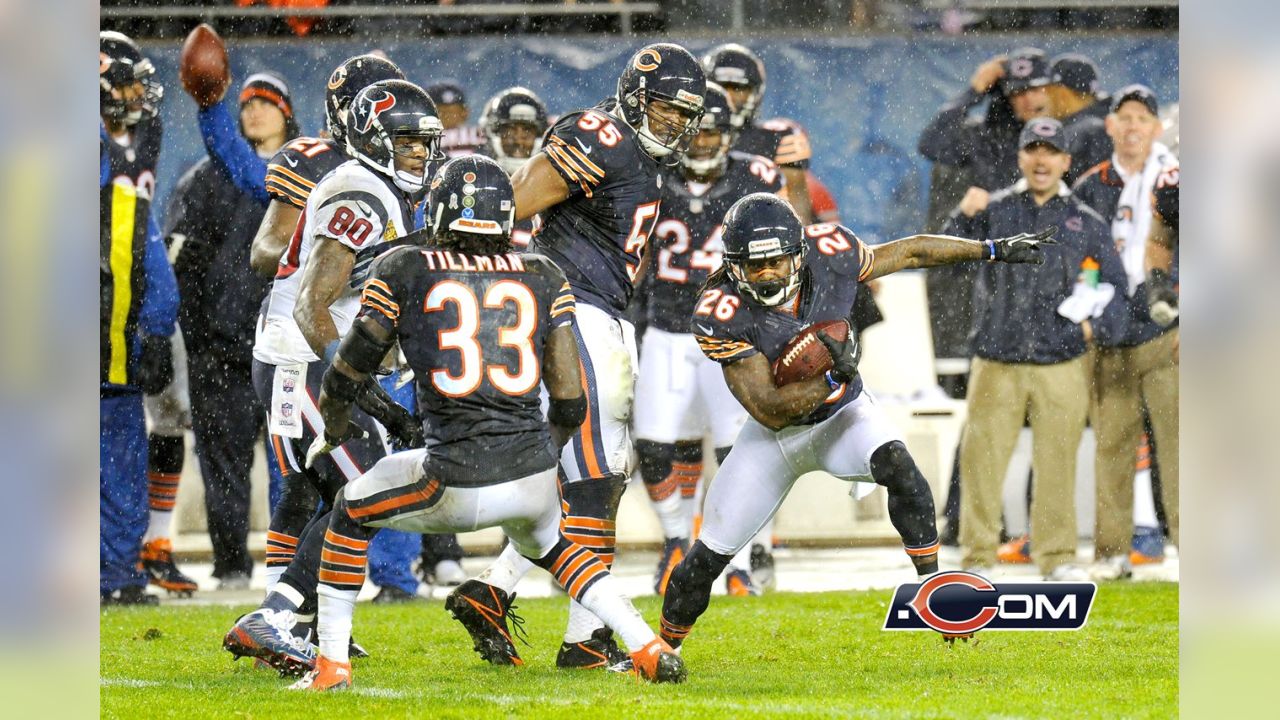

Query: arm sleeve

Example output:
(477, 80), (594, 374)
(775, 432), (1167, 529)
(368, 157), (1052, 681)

(1089, 222), (1131, 347)
(198, 101), (270, 206)
(138, 213), (179, 338)
(917, 87), (984, 166)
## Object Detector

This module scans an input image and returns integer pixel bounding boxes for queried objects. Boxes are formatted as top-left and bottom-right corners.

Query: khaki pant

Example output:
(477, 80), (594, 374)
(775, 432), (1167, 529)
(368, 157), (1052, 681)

(1092, 329), (1179, 557)
(961, 356), (1090, 573)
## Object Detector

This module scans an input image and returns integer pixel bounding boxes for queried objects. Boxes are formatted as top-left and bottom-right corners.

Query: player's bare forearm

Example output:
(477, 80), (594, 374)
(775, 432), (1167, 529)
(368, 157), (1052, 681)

(782, 167), (812, 224)
(250, 200), (301, 276)
(864, 234), (983, 280)
(512, 154), (571, 221)
(294, 237), (355, 356)
(543, 325), (584, 401)
(724, 354), (833, 431)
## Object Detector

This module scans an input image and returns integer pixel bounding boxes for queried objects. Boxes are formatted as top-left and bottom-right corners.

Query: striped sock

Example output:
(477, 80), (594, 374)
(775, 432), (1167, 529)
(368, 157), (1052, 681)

(264, 530), (299, 593)
(541, 539), (650, 651)
(316, 526), (370, 663)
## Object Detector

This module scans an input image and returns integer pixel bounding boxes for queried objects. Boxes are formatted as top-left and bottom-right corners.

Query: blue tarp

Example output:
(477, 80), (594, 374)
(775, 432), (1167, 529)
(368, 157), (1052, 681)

(145, 34), (1176, 243)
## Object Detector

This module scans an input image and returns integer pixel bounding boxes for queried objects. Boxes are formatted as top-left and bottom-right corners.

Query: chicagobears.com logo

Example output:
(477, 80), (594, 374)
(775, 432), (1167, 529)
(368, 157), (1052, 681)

(884, 571), (1096, 637)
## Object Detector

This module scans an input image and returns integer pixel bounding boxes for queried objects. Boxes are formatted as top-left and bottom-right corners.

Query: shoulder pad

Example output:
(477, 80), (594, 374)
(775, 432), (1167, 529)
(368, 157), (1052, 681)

(543, 108), (637, 197)
(311, 164), (398, 251)
(804, 223), (873, 281)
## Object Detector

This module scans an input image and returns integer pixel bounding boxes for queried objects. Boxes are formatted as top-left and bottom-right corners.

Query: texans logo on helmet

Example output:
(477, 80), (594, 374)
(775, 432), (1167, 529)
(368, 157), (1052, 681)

(635, 49), (662, 72)
(358, 91), (397, 133)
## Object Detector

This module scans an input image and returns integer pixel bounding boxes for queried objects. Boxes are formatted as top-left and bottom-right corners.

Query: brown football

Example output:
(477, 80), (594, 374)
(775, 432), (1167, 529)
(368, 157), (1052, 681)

(772, 319), (851, 386)
(180, 23), (230, 108)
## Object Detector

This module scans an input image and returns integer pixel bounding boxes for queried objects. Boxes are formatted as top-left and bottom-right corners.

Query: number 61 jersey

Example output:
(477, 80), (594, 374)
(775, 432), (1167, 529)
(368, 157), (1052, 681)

(254, 159), (414, 366)
(357, 243), (578, 486)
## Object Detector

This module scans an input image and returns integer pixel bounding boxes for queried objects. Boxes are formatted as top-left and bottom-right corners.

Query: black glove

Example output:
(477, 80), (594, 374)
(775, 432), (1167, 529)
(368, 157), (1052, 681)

(356, 377), (425, 449)
(818, 330), (861, 385)
(1146, 268), (1179, 327)
(136, 334), (174, 395)
(306, 418), (371, 469)
(991, 226), (1057, 264)
(172, 234), (215, 277)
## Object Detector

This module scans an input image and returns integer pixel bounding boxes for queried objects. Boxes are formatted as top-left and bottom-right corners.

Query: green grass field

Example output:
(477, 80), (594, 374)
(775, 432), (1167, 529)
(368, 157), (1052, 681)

(101, 583), (1177, 719)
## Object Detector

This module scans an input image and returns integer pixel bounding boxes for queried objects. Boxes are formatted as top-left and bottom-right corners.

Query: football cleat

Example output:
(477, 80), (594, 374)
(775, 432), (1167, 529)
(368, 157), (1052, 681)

(290, 655), (352, 692)
(1090, 554), (1133, 581)
(557, 627), (628, 669)
(609, 639), (688, 684)
(724, 568), (761, 597)
(445, 580), (527, 666)
(101, 585), (158, 607)
(140, 539), (198, 596)
(653, 537), (688, 596)
(997, 535), (1032, 564)
(1130, 526), (1165, 565)
(349, 637), (370, 660)
(749, 542), (776, 590)
(222, 608), (316, 677)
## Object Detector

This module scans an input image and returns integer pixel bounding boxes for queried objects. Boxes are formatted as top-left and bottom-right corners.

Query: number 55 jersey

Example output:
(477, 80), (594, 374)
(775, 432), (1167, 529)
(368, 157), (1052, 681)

(357, 244), (578, 486)
(254, 159), (415, 366)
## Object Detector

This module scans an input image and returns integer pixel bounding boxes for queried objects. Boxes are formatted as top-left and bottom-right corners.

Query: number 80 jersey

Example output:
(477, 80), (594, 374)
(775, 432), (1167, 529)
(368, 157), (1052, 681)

(358, 244), (578, 486)
(254, 159), (414, 366)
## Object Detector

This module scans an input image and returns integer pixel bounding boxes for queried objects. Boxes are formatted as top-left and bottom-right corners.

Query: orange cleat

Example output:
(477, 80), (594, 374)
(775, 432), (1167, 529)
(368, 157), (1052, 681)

(653, 538), (687, 596)
(290, 655), (352, 692)
(1129, 549), (1164, 566)
(626, 638), (687, 684)
(140, 538), (198, 595)
(997, 536), (1032, 564)
(724, 568), (760, 597)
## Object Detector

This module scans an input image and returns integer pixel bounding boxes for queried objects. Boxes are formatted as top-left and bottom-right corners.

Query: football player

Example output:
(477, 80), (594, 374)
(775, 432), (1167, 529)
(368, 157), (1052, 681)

(290, 156), (685, 690)
(445, 43), (706, 669)
(100, 30), (179, 605)
(657, 193), (1055, 652)
(633, 83), (785, 597)
(223, 80), (444, 674)
(477, 86), (550, 248)
(702, 43), (815, 223)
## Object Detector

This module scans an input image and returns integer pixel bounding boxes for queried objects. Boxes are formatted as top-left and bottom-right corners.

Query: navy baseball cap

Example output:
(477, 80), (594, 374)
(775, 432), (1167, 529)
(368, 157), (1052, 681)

(426, 81), (466, 106)
(1001, 47), (1050, 94)
(1111, 84), (1158, 115)
(1050, 54), (1100, 95)
(1019, 117), (1070, 153)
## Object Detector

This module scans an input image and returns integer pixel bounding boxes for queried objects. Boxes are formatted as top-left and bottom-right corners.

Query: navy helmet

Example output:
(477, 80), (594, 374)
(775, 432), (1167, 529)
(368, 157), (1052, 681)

(100, 31), (163, 125)
(346, 80), (445, 194)
(701, 43), (766, 128)
(720, 193), (807, 306)
(480, 86), (549, 175)
(325, 54), (406, 146)
(426, 155), (516, 251)
(616, 43), (706, 163)
(681, 82), (737, 178)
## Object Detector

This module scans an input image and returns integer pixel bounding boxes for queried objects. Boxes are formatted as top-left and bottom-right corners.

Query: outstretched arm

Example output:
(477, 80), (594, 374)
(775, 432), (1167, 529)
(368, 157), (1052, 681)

(864, 227), (1056, 281)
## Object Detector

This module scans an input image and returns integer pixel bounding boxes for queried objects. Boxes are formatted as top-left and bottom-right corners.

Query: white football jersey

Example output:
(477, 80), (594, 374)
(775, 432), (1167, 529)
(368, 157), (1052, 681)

(254, 160), (414, 366)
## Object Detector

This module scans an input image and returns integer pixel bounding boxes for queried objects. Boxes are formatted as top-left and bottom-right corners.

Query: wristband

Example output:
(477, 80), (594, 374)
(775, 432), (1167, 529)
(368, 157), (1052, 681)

(985, 239), (997, 262)
(824, 370), (842, 390)
(322, 339), (341, 366)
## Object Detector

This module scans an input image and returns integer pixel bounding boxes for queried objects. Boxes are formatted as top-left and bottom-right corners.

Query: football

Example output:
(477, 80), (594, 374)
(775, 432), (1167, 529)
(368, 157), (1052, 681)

(179, 23), (230, 108)
(772, 319), (851, 386)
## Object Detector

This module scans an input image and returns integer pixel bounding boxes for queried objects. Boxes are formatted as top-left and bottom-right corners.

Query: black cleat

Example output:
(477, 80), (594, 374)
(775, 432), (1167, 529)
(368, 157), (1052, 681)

(556, 627), (628, 669)
(101, 585), (158, 607)
(140, 539), (198, 596)
(445, 580), (527, 666)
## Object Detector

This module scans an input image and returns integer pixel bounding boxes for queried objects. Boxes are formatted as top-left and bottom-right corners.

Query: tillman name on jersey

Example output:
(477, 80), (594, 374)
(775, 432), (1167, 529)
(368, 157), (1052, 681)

(419, 250), (527, 273)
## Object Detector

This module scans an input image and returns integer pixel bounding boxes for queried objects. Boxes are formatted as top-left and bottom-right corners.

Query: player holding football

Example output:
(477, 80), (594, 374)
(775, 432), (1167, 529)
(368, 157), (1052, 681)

(657, 193), (1055, 651)
(291, 156), (686, 690)
(444, 43), (706, 669)
(633, 83), (786, 596)
(223, 79), (443, 674)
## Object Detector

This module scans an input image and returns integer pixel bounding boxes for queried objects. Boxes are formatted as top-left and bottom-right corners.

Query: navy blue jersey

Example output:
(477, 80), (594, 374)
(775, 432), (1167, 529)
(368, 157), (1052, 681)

(1153, 165), (1179, 228)
(647, 151), (786, 332)
(358, 243), (578, 486)
(693, 223), (874, 426)
(531, 101), (662, 316)
(101, 115), (166, 387)
(264, 136), (344, 210)
(735, 118), (811, 170)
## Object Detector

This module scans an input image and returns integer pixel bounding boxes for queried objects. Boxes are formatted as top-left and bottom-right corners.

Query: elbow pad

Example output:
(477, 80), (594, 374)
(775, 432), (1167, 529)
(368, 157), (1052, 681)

(338, 322), (393, 375)
(547, 395), (587, 430)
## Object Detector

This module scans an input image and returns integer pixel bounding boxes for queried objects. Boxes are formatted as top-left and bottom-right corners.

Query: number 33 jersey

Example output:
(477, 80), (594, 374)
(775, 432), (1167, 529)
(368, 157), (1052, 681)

(254, 159), (414, 366)
(358, 245), (578, 486)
